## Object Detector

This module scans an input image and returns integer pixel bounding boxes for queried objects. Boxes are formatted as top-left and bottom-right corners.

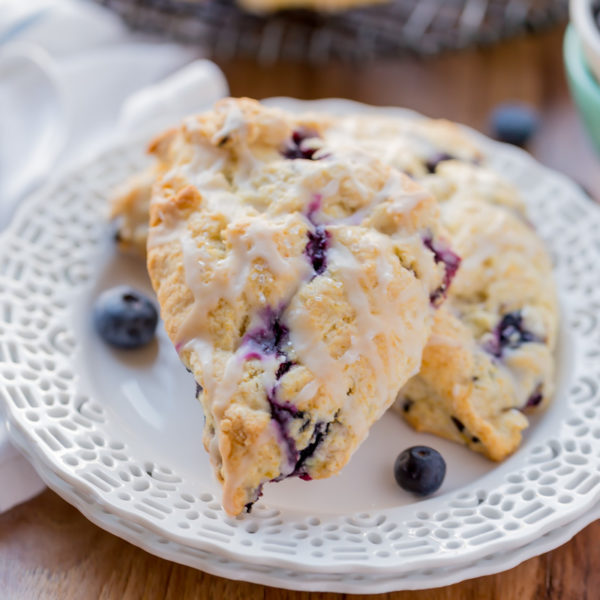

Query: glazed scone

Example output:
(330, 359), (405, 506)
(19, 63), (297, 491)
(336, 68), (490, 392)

(326, 113), (558, 459)
(420, 160), (526, 215)
(396, 197), (558, 461)
(328, 113), (526, 214)
(145, 98), (453, 515)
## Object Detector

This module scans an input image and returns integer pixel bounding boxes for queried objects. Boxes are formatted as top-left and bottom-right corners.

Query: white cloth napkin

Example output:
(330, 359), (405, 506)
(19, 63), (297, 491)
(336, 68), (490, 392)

(0, 0), (229, 513)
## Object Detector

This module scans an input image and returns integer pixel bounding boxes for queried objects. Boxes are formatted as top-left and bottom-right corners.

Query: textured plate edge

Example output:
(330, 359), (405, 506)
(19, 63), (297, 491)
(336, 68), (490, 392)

(6, 418), (600, 594)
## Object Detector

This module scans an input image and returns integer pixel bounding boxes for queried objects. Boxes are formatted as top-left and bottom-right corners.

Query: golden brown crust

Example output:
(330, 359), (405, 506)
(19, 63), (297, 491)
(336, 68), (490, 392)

(397, 197), (557, 461)
(145, 98), (446, 514)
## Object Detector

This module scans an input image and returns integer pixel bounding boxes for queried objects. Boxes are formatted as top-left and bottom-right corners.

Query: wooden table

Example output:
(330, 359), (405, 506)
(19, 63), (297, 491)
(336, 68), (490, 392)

(1, 25), (599, 600)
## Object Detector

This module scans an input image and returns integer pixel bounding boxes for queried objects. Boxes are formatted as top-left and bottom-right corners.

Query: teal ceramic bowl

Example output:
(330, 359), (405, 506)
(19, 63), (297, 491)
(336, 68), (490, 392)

(564, 24), (600, 154)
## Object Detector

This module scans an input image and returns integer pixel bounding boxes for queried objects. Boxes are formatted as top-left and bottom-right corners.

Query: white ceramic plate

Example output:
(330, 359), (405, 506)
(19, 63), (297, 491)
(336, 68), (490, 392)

(7, 418), (600, 594)
(1, 99), (600, 593)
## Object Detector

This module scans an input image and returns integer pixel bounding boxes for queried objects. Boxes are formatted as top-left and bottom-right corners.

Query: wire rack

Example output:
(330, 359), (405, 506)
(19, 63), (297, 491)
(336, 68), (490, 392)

(96, 0), (569, 62)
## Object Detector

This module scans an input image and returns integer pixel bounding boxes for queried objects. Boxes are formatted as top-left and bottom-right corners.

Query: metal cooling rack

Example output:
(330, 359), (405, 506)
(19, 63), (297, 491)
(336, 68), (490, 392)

(96, 0), (568, 62)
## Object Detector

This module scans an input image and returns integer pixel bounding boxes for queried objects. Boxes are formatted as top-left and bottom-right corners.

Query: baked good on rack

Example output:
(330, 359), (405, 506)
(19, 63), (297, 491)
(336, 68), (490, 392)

(144, 98), (452, 515)
(236, 0), (388, 14)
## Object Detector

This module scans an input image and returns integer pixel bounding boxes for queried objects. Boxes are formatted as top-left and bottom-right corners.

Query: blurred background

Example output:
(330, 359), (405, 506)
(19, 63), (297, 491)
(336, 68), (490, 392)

(0, 0), (598, 230)
(95, 0), (569, 61)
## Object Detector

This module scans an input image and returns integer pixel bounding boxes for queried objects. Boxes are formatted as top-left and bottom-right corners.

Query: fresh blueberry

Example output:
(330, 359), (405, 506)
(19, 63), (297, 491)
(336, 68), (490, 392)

(93, 286), (158, 349)
(394, 446), (446, 496)
(490, 103), (539, 147)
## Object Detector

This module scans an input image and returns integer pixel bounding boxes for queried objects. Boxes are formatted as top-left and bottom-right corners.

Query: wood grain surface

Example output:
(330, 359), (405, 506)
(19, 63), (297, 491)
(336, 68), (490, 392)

(1, 24), (599, 600)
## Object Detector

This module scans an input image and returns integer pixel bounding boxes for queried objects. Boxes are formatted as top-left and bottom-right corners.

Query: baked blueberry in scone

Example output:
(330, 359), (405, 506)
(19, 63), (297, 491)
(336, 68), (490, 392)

(396, 197), (558, 461)
(144, 98), (451, 515)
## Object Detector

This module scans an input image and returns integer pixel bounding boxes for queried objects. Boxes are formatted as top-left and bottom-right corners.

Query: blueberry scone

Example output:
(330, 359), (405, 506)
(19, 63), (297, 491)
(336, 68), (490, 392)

(327, 114), (558, 460)
(396, 197), (558, 461)
(328, 113), (527, 214)
(110, 112), (486, 255)
(144, 98), (453, 515)
(326, 113), (483, 177)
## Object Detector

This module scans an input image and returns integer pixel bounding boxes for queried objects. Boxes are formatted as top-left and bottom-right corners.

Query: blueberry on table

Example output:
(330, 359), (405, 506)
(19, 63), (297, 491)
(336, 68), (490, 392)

(93, 286), (158, 349)
(490, 103), (539, 147)
(394, 446), (446, 496)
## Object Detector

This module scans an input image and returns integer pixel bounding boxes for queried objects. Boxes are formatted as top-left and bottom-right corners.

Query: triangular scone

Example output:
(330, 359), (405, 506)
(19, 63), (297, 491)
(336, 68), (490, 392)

(396, 197), (558, 461)
(145, 98), (455, 515)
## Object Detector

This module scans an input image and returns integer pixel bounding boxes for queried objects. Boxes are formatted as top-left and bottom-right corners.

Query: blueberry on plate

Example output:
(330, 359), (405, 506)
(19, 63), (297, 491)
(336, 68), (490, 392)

(394, 446), (446, 496)
(490, 103), (539, 147)
(93, 286), (158, 349)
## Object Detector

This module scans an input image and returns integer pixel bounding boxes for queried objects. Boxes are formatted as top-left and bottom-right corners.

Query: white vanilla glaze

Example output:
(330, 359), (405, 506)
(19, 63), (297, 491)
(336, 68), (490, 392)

(285, 300), (348, 403)
(178, 215), (309, 345)
(180, 216), (311, 421)
(337, 174), (429, 227)
(326, 239), (389, 403)
(294, 379), (321, 405)
(327, 117), (436, 170)
(211, 100), (247, 145)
